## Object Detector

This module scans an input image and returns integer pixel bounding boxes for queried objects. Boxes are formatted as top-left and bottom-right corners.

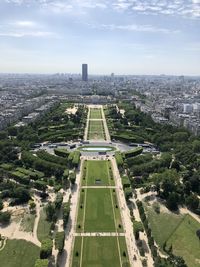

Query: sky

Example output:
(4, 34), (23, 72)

(0, 0), (200, 75)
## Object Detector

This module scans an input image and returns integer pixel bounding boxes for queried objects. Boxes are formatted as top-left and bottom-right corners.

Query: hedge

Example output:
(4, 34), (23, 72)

(115, 152), (124, 167)
(55, 231), (65, 253)
(40, 238), (53, 259)
(34, 259), (49, 267)
(123, 147), (143, 159)
(63, 201), (70, 227)
(37, 150), (68, 166)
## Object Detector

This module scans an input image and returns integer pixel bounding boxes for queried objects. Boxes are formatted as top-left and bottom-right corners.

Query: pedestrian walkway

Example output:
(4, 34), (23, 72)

(74, 232), (125, 237)
(81, 185), (116, 189)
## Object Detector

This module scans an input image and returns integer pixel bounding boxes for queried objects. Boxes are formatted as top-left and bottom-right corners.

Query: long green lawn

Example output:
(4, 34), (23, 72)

(37, 208), (51, 242)
(77, 188), (123, 232)
(71, 237), (130, 267)
(166, 214), (200, 267)
(147, 207), (200, 267)
(82, 160), (115, 186)
(0, 239), (39, 267)
(90, 108), (102, 119)
(88, 120), (105, 140)
(146, 207), (184, 248)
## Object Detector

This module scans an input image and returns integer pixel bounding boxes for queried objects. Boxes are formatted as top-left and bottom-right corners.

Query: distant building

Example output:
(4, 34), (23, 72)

(183, 104), (193, 114)
(82, 64), (88, 81)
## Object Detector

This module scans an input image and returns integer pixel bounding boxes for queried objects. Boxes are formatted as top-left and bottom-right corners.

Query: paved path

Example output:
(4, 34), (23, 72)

(111, 157), (143, 267)
(74, 232), (126, 237)
(52, 188), (71, 265)
(61, 160), (83, 267)
(84, 106), (90, 141)
(130, 197), (154, 267)
(101, 106), (111, 141)
(81, 185), (116, 189)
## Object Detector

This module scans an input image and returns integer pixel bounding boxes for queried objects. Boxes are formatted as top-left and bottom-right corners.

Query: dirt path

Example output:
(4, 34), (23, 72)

(101, 106), (111, 141)
(32, 195), (41, 246)
(111, 157), (144, 267)
(0, 195), (41, 247)
(52, 188), (71, 265)
(57, 160), (83, 267)
(84, 106), (90, 141)
(0, 219), (40, 247)
(179, 207), (200, 223)
(129, 195), (154, 267)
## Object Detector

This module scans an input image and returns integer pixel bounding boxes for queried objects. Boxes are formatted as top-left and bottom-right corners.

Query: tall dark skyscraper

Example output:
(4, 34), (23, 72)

(82, 64), (88, 81)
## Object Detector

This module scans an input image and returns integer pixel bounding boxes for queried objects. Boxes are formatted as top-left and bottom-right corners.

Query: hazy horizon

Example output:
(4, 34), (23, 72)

(0, 0), (200, 75)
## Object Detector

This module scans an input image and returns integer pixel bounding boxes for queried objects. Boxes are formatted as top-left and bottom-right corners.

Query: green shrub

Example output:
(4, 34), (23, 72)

(34, 259), (49, 267)
(55, 231), (65, 253)
(40, 238), (53, 259)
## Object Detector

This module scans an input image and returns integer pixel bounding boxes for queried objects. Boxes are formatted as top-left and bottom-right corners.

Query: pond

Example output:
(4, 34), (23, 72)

(80, 147), (113, 152)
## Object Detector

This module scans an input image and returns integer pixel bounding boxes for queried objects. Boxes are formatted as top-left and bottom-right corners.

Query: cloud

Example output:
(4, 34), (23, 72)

(0, 31), (55, 38)
(2, 0), (200, 19)
(0, 19), (56, 38)
(113, 0), (200, 19)
(12, 20), (37, 27)
(88, 23), (179, 34)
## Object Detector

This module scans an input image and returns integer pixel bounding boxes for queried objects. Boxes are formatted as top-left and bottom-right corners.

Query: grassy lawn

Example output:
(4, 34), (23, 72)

(37, 208), (51, 242)
(88, 120), (105, 140)
(76, 188), (123, 232)
(146, 206), (184, 248)
(0, 239), (39, 267)
(90, 108), (102, 119)
(82, 160), (115, 186)
(166, 214), (200, 267)
(71, 237), (130, 267)
(20, 212), (36, 232)
(147, 207), (200, 267)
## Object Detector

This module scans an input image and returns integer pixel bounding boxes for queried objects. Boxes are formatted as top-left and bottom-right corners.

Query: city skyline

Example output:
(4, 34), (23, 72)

(0, 0), (200, 75)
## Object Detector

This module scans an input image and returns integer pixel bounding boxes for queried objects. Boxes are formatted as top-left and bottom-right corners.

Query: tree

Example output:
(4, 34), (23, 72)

(0, 211), (11, 224)
(168, 255), (187, 267)
(40, 238), (53, 259)
(173, 132), (189, 142)
(29, 200), (36, 211)
(171, 160), (181, 172)
(14, 187), (31, 204)
(186, 194), (199, 211)
(192, 140), (200, 153)
(196, 229), (200, 240)
(34, 259), (49, 267)
(0, 131), (7, 140)
(55, 231), (65, 253)
(7, 127), (18, 136)
(0, 199), (3, 210)
(63, 201), (70, 228)
(69, 172), (76, 185)
(166, 192), (179, 211)
(45, 203), (56, 222)
(133, 221), (143, 240)
(55, 193), (63, 210)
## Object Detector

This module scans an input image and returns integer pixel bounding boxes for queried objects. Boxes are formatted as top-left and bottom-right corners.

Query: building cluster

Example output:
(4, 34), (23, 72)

(1, 71), (200, 135)
(0, 87), (58, 130)
(131, 75), (200, 135)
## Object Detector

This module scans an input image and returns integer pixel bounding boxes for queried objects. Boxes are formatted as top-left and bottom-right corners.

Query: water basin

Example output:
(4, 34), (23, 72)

(81, 147), (113, 152)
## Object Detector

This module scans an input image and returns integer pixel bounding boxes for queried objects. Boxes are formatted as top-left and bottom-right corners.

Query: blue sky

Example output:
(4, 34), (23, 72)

(0, 0), (200, 75)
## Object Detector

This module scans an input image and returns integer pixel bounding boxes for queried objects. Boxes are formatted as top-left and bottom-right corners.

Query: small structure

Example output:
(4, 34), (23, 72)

(95, 179), (102, 185)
